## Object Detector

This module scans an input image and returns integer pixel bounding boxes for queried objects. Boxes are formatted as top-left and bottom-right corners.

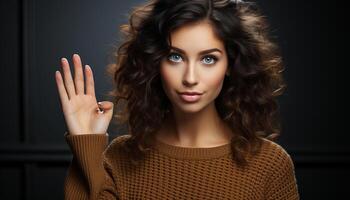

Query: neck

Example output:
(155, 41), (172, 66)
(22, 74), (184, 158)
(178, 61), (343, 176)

(157, 101), (233, 148)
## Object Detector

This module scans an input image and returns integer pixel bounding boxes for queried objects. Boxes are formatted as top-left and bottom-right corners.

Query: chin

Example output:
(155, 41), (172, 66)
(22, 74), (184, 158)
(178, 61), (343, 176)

(176, 105), (204, 113)
(172, 99), (211, 114)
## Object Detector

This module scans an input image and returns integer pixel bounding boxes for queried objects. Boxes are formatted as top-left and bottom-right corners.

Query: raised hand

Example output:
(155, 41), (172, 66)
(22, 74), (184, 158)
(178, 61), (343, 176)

(55, 54), (114, 135)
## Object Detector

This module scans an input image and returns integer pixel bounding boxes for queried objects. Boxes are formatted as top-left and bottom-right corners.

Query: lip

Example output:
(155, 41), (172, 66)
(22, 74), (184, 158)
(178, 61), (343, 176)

(178, 91), (203, 95)
(178, 92), (203, 103)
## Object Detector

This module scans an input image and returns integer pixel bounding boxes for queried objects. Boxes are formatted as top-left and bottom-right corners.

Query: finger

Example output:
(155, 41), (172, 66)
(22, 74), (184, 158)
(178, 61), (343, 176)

(61, 57), (76, 99)
(55, 70), (69, 106)
(85, 65), (96, 97)
(97, 101), (114, 115)
(98, 101), (114, 110)
(73, 54), (84, 95)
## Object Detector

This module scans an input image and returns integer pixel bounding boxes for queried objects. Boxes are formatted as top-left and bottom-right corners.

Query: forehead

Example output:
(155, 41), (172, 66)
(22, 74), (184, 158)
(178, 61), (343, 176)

(168, 21), (225, 52)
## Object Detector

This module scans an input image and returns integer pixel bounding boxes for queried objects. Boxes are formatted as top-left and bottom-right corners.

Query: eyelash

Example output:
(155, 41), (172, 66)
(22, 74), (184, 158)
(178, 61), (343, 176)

(167, 52), (218, 65)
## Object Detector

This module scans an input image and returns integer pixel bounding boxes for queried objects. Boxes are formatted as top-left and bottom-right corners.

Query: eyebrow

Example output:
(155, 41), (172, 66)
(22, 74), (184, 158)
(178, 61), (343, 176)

(169, 46), (223, 55)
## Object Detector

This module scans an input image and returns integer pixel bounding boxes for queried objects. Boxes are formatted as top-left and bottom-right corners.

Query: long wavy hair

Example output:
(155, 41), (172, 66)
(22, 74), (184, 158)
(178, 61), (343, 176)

(107, 0), (286, 168)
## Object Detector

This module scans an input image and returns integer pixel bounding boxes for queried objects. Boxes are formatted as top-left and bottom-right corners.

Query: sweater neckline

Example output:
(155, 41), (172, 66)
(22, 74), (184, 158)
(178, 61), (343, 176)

(152, 138), (232, 160)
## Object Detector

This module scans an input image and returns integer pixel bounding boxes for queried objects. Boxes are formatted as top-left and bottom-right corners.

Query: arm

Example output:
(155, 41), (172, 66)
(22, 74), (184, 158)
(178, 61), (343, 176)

(64, 132), (118, 200)
(55, 54), (117, 199)
(265, 149), (300, 200)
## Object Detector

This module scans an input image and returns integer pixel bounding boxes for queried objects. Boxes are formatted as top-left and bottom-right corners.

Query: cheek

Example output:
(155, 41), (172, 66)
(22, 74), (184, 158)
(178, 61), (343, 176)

(204, 75), (225, 99)
(202, 67), (226, 95)
(160, 63), (178, 95)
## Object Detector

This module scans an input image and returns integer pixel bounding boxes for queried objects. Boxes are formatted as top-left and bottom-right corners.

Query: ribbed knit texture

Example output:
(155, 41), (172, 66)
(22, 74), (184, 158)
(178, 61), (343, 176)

(64, 132), (300, 200)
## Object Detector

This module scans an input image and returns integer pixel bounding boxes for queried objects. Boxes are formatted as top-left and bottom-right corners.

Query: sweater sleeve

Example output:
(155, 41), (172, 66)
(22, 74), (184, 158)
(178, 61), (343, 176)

(63, 132), (119, 200)
(265, 148), (300, 200)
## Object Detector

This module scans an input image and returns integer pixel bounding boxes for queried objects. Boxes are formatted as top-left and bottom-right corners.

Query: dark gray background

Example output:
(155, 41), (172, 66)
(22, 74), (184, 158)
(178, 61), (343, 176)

(0, 0), (347, 199)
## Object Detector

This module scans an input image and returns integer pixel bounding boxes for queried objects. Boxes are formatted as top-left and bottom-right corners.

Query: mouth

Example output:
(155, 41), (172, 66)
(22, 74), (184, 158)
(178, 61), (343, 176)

(178, 91), (203, 95)
(177, 92), (203, 103)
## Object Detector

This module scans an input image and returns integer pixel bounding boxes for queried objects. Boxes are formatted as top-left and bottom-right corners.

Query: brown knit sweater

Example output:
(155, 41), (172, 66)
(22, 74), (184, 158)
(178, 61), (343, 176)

(63, 132), (300, 200)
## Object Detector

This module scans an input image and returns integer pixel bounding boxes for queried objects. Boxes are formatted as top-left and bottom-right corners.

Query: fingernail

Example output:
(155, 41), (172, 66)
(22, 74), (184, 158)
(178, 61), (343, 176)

(61, 57), (66, 62)
(98, 102), (102, 106)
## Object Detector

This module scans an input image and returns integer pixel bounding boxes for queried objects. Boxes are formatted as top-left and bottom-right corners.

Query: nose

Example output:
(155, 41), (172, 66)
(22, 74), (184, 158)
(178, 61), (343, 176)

(182, 61), (198, 87)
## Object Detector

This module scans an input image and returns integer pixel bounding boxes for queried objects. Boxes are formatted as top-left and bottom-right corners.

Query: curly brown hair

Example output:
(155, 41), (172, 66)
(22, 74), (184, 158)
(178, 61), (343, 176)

(106, 0), (286, 168)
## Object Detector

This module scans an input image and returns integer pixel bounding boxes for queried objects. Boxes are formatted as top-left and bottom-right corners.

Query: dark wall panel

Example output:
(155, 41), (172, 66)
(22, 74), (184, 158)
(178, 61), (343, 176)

(26, 0), (135, 145)
(296, 166), (350, 199)
(0, 0), (21, 144)
(0, 166), (22, 200)
(259, 0), (347, 152)
(28, 164), (67, 200)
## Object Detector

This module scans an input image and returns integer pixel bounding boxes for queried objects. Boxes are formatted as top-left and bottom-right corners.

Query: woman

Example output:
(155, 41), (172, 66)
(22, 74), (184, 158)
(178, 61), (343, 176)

(55, 0), (300, 199)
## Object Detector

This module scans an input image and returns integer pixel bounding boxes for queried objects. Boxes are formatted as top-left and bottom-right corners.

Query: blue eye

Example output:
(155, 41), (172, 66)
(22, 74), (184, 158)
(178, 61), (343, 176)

(168, 53), (183, 63)
(202, 56), (218, 65)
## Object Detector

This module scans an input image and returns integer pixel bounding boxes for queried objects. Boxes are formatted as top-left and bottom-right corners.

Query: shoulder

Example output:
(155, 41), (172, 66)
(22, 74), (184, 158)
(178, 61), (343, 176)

(260, 138), (293, 161)
(110, 134), (132, 147)
(256, 138), (296, 173)
(103, 134), (132, 158)
(258, 140), (300, 199)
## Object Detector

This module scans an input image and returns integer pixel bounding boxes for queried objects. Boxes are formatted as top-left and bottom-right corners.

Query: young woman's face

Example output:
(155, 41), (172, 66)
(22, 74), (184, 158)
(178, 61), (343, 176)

(160, 20), (229, 113)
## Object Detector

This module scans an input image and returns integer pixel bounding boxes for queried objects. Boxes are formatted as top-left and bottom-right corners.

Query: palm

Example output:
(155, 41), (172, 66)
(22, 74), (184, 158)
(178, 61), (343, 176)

(55, 54), (113, 135)
(64, 94), (97, 134)
(65, 94), (97, 118)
